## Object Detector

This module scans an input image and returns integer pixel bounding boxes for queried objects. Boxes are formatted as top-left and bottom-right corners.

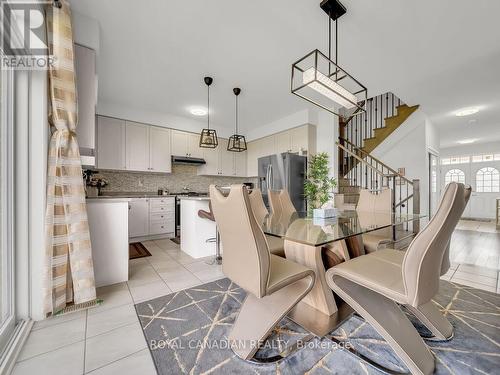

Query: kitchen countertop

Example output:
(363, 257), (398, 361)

(86, 197), (132, 203)
(178, 196), (210, 201)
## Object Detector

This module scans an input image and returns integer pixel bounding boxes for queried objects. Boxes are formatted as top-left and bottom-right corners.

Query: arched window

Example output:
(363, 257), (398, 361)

(445, 169), (465, 185)
(476, 167), (500, 193)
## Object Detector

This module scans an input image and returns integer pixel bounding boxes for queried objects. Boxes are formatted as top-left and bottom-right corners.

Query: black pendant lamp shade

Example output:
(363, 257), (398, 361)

(227, 88), (247, 152)
(199, 76), (219, 148)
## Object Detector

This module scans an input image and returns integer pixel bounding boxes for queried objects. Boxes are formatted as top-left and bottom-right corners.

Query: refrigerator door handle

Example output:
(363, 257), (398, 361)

(269, 164), (273, 190)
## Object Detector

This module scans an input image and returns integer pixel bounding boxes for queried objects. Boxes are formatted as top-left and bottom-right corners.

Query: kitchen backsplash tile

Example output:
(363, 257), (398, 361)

(96, 165), (256, 193)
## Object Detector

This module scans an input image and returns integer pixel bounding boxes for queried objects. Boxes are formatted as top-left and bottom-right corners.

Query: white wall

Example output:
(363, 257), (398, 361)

(371, 110), (438, 217)
(72, 11), (100, 51)
(315, 110), (338, 180)
(440, 141), (500, 157)
(245, 109), (312, 141)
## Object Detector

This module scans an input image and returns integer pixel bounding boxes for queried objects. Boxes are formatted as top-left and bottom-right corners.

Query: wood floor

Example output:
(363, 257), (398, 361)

(442, 220), (500, 293)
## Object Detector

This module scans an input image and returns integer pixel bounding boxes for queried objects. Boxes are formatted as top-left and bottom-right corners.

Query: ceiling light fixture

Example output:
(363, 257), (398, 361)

(457, 139), (477, 144)
(455, 108), (479, 117)
(227, 88), (247, 152)
(199, 77), (218, 149)
(190, 107), (208, 116)
(291, 0), (367, 116)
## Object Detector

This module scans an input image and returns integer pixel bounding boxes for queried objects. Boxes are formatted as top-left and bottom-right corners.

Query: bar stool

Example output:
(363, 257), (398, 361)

(198, 201), (222, 265)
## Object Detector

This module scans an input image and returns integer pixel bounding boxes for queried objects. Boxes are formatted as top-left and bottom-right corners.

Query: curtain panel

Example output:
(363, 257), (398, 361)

(44, 0), (96, 315)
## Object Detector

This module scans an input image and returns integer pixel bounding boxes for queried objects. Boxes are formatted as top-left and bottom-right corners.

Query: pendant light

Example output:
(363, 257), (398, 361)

(199, 76), (218, 148)
(227, 88), (247, 152)
(291, 0), (367, 117)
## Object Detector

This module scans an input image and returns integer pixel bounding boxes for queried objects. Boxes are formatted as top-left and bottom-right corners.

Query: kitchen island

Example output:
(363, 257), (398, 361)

(179, 196), (219, 259)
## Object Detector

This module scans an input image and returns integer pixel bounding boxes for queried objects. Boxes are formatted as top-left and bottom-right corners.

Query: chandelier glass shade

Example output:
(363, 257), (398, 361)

(227, 87), (247, 152)
(199, 76), (218, 148)
(291, 0), (367, 117)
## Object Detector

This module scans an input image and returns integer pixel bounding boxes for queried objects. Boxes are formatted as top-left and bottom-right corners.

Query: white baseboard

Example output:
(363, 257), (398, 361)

(0, 320), (33, 375)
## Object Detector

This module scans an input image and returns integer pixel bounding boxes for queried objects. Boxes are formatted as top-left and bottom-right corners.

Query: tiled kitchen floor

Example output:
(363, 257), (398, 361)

(12, 222), (500, 374)
(12, 239), (223, 375)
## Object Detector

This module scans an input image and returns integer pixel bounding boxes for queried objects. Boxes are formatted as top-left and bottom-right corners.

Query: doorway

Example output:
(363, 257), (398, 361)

(428, 152), (439, 217)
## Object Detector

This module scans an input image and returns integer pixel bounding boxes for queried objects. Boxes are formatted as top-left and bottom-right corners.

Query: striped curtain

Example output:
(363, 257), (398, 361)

(43, 0), (96, 315)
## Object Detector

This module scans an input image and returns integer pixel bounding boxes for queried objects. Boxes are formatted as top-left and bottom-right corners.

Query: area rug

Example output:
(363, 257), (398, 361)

(129, 242), (152, 260)
(135, 278), (499, 374)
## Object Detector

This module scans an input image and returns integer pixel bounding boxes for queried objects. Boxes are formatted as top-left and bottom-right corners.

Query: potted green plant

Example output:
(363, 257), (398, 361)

(304, 152), (337, 218)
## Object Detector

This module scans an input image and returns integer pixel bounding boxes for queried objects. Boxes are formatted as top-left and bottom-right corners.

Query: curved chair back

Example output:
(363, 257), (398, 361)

(248, 188), (269, 224)
(210, 185), (271, 298)
(357, 188), (392, 212)
(440, 184), (472, 275)
(279, 190), (297, 217)
(403, 182), (465, 307)
(268, 189), (282, 216)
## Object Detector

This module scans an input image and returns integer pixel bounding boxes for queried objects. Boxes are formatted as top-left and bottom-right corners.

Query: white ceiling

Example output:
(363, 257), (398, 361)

(70, 0), (500, 148)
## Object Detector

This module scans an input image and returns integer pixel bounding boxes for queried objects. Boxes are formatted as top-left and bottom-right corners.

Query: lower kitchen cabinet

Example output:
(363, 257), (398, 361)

(128, 197), (175, 240)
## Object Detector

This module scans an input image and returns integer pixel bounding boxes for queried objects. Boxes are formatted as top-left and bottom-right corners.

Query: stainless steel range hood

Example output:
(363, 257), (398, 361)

(171, 156), (206, 165)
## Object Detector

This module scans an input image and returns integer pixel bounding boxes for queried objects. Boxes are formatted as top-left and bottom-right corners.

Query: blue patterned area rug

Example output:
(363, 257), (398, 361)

(135, 278), (499, 374)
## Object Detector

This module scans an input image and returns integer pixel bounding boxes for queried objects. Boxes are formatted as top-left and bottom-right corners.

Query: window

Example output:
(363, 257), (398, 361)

(441, 155), (469, 165)
(445, 169), (465, 185)
(476, 167), (500, 193)
(473, 153), (499, 163)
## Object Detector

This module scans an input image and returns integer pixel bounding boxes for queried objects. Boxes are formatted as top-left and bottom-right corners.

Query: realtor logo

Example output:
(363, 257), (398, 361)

(1, 1), (55, 69)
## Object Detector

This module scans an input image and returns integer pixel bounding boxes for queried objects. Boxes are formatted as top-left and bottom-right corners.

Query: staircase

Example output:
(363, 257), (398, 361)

(337, 92), (421, 239)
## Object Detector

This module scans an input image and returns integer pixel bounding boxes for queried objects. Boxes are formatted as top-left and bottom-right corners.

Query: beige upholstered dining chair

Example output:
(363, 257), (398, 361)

(248, 188), (286, 257)
(356, 188), (393, 253)
(326, 182), (465, 375)
(268, 189), (282, 216)
(440, 184), (471, 276)
(278, 189), (297, 218)
(210, 185), (315, 360)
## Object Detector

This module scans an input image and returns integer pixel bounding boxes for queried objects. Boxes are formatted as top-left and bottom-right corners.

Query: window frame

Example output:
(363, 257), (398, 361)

(444, 168), (466, 185)
(476, 167), (500, 193)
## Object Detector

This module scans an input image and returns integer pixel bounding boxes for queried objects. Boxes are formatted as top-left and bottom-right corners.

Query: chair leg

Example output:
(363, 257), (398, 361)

(229, 277), (314, 360)
(328, 275), (435, 375)
(405, 302), (453, 341)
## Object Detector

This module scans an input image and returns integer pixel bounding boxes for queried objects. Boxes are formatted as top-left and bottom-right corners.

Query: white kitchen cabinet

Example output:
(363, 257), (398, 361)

(97, 116), (126, 170)
(126, 122), (150, 172)
(128, 199), (149, 238)
(129, 197), (175, 240)
(290, 125), (310, 153)
(187, 133), (203, 158)
(171, 130), (203, 158)
(219, 139), (234, 176)
(198, 138), (248, 176)
(149, 127), (172, 173)
(171, 130), (188, 157)
(199, 146), (219, 175)
(275, 131), (291, 153)
(245, 124), (316, 177)
(234, 151), (247, 177)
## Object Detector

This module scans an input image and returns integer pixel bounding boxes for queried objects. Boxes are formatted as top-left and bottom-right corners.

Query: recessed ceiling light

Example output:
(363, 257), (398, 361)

(457, 139), (477, 144)
(455, 108), (479, 117)
(189, 107), (208, 116)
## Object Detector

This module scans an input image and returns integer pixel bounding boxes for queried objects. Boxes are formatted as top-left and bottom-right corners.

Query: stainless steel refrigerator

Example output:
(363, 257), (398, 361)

(258, 153), (307, 212)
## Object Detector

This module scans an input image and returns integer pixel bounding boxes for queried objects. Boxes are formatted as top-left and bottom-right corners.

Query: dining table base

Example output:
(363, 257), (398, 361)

(287, 299), (354, 337)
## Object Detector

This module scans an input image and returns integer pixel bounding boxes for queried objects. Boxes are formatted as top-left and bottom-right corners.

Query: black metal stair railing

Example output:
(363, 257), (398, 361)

(340, 92), (404, 151)
(336, 138), (420, 236)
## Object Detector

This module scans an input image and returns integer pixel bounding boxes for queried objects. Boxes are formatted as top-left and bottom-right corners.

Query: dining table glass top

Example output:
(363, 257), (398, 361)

(262, 210), (426, 247)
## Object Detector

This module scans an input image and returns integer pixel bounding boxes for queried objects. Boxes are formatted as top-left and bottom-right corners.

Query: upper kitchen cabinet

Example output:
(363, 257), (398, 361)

(246, 124), (316, 176)
(96, 116), (171, 173)
(74, 44), (97, 166)
(149, 127), (172, 173)
(198, 138), (247, 176)
(125, 121), (150, 172)
(171, 130), (203, 158)
(97, 116), (126, 170)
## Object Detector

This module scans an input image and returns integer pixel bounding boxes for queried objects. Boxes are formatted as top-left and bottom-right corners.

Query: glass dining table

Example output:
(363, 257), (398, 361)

(261, 209), (425, 337)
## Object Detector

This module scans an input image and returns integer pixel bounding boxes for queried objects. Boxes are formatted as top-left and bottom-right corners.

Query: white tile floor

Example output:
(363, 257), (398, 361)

(12, 239), (223, 375)
(12, 223), (500, 374)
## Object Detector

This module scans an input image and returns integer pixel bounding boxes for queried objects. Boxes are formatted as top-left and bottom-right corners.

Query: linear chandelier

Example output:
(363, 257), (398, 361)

(199, 76), (219, 148)
(291, 0), (367, 117)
